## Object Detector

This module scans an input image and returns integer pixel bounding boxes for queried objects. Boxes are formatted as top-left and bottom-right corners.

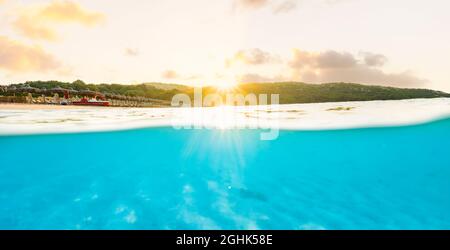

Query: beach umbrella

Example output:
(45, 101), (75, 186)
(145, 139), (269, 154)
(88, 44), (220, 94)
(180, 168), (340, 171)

(95, 92), (106, 100)
(106, 93), (117, 99)
(67, 88), (78, 94)
(50, 87), (69, 93)
(79, 90), (96, 96)
(17, 85), (40, 93)
(40, 88), (52, 95)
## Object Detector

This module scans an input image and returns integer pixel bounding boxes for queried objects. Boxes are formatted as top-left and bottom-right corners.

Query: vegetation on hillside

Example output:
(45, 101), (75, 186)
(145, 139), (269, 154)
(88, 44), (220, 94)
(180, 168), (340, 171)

(235, 82), (450, 103)
(3, 80), (449, 104)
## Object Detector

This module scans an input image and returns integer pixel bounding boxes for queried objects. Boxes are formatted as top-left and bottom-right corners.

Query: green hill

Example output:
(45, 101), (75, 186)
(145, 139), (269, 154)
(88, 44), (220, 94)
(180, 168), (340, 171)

(233, 82), (450, 104)
(4, 80), (449, 105)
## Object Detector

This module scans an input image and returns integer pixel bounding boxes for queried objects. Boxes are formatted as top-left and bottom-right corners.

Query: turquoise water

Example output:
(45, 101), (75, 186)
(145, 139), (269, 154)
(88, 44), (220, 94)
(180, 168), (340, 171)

(0, 118), (450, 230)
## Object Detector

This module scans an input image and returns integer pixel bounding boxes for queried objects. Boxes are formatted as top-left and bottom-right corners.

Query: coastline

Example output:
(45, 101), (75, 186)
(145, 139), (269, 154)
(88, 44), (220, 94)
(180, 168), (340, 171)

(0, 103), (112, 110)
(1, 98), (450, 136)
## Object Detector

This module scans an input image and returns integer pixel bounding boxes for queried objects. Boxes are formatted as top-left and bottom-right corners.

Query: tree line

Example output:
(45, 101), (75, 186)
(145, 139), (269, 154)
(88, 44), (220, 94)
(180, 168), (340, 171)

(4, 80), (449, 104)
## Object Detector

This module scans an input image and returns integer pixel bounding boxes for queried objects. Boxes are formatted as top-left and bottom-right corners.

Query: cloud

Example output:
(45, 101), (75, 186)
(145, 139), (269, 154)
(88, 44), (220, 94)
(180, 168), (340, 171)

(0, 36), (61, 72)
(161, 69), (202, 82)
(316, 50), (357, 68)
(235, 0), (270, 10)
(227, 48), (280, 67)
(13, 16), (58, 41)
(162, 70), (179, 80)
(273, 1), (298, 14)
(125, 48), (139, 57)
(324, 0), (350, 5)
(234, 0), (298, 14)
(360, 52), (388, 67)
(288, 49), (427, 87)
(237, 73), (287, 83)
(297, 66), (426, 87)
(229, 48), (427, 87)
(38, 0), (104, 25)
(289, 49), (357, 69)
(234, 0), (348, 14)
(13, 1), (105, 41)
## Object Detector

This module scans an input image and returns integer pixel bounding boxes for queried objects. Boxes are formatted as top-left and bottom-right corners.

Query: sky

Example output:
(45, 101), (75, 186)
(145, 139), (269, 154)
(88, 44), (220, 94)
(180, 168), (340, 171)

(0, 0), (449, 91)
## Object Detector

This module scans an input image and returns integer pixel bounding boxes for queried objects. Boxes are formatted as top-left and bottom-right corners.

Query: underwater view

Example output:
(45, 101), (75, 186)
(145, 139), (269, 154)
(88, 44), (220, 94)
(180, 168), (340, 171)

(1, 116), (449, 230)
(2, 0), (450, 244)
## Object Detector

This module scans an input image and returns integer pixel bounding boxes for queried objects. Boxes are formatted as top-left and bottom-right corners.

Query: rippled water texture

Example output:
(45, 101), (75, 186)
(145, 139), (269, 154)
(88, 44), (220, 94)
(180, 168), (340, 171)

(0, 118), (449, 229)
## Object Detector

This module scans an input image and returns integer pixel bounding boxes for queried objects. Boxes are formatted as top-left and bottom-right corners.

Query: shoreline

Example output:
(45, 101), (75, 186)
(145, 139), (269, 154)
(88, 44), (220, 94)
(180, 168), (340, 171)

(1, 98), (450, 136)
(0, 103), (171, 110)
(0, 103), (116, 110)
(1, 97), (449, 110)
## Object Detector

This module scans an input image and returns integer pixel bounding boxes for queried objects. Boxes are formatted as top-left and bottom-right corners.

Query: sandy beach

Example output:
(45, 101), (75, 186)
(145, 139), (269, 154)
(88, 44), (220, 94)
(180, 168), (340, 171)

(0, 103), (111, 110)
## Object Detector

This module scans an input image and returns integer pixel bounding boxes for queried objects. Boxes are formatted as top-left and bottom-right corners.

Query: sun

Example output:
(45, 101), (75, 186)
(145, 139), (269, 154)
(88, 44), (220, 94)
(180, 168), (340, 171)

(214, 80), (238, 91)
